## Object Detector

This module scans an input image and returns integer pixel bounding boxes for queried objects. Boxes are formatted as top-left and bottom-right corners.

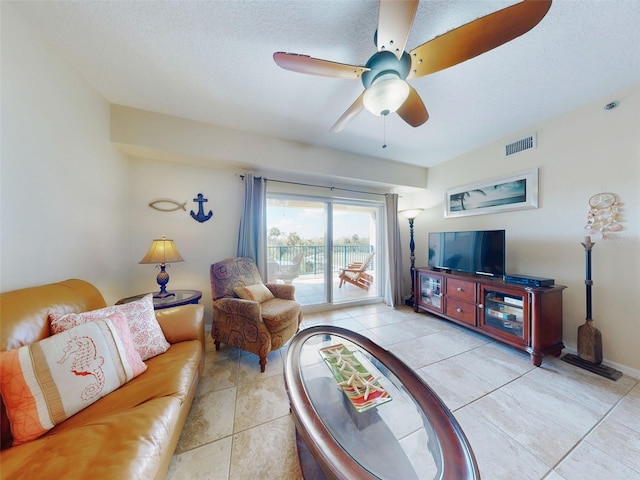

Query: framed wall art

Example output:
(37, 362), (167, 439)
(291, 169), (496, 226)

(445, 168), (538, 218)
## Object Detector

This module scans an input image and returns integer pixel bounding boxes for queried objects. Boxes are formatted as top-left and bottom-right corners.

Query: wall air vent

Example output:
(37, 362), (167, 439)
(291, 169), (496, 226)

(505, 133), (537, 157)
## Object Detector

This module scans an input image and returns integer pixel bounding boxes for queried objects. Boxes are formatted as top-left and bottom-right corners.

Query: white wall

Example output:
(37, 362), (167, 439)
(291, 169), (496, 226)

(128, 158), (244, 324)
(110, 105), (428, 191)
(401, 84), (640, 372)
(0, 4), (130, 302)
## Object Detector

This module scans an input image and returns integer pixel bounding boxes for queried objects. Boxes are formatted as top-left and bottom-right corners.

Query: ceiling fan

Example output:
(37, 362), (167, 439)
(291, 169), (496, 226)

(273, 0), (552, 132)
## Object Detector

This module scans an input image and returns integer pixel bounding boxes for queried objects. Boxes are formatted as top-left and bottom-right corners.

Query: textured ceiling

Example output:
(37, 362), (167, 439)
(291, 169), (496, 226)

(8, 0), (640, 168)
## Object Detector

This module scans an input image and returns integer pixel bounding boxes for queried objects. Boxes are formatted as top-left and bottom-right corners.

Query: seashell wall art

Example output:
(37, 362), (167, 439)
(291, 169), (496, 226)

(585, 192), (623, 237)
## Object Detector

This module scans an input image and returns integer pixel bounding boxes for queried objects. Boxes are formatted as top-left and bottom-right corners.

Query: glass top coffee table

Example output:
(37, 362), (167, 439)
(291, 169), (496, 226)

(284, 326), (479, 480)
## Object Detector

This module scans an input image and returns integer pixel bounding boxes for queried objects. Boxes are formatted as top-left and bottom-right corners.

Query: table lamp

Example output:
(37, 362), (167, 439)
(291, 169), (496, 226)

(139, 235), (184, 298)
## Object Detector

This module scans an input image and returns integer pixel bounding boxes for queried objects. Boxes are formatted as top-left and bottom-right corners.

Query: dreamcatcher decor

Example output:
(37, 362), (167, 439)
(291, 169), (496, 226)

(585, 193), (623, 238)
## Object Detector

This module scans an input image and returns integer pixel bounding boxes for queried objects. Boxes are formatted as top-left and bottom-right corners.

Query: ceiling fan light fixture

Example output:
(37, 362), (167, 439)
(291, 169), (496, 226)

(363, 76), (410, 116)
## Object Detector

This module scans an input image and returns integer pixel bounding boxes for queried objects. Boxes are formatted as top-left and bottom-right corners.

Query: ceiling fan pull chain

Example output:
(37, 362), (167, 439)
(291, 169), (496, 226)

(382, 115), (387, 149)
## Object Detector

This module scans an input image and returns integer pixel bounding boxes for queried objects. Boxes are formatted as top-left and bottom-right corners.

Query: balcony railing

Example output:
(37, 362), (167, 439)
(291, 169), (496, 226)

(267, 245), (374, 275)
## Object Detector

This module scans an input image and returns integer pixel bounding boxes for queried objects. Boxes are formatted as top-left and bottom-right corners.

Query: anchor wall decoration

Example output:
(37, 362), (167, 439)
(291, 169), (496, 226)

(190, 193), (213, 223)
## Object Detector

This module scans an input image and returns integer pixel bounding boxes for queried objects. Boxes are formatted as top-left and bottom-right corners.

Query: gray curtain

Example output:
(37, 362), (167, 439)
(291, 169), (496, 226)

(237, 174), (267, 276)
(384, 193), (404, 307)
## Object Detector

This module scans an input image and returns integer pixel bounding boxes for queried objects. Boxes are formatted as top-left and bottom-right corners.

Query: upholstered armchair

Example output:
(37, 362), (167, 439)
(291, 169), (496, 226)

(210, 257), (302, 372)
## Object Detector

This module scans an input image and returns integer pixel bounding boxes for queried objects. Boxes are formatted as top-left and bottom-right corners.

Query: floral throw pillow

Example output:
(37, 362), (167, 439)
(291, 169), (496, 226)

(50, 294), (170, 361)
(0, 312), (146, 445)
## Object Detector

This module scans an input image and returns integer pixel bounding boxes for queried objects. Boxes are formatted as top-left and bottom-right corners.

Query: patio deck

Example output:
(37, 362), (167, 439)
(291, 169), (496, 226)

(283, 272), (379, 307)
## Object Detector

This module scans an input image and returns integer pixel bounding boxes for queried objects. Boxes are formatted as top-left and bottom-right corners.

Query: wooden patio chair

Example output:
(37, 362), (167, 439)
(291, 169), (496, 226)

(338, 252), (375, 291)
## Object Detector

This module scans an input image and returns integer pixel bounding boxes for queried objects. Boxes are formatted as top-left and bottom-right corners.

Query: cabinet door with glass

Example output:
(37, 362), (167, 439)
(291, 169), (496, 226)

(479, 285), (530, 347)
(416, 270), (444, 314)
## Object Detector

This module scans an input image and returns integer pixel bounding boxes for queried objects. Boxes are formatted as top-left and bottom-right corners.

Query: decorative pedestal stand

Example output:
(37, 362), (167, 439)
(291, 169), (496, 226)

(562, 236), (622, 380)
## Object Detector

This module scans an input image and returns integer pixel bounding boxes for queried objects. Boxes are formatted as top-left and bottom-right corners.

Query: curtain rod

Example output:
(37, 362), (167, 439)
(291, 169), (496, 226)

(239, 174), (389, 197)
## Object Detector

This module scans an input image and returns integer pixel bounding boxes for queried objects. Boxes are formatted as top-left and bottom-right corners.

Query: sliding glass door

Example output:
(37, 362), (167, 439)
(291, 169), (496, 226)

(266, 194), (383, 307)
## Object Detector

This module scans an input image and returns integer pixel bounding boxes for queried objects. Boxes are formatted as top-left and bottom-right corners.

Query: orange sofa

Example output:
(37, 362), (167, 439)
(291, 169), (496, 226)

(0, 279), (205, 479)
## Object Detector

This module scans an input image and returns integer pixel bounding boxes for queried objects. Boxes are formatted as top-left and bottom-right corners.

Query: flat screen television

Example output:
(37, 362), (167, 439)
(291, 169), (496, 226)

(428, 230), (506, 277)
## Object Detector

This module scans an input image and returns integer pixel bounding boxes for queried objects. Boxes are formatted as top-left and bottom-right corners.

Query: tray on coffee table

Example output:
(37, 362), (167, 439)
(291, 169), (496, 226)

(319, 344), (391, 413)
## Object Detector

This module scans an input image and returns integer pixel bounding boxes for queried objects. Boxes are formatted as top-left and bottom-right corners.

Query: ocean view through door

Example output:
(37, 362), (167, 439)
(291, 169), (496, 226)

(267, 195), (382, 307)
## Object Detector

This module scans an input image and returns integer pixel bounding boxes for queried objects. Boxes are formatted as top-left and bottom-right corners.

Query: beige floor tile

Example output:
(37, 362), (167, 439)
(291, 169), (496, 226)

(353, 303), (396, 314)
(389, 335), (451, 369)
(499, 374), (602, 437)
(555, 441), (640, 480)
(325, 316), (368, 332)
(543, 472), (567, 480)
(607, 395), (640, 433)
(197, 355), (239, 396)
(366, 324), (417, 346)
(528, 357), (636, 414)
(233, 374), (290, 432)
(352, 311), (405, 328)
(207, 340), (241, 362)
(627, 381), (640, 399)
(468, 390), (580, 466)
(316, 309), (353, 322)
(450, 342), (533, 387)
(416, 359), (495, 407)
(586, 416), (640, 472)
(236, 349), (283, 385)
(390, 327), (488, 370)
(167, 436), (232, 480)
(299, 316), (327, 329)
(414, 369), (467, 411)
(175, 387), (236, 453)
(455, 406), (551, 479)
(397, 428), (441, 479)
(170, 306), (640, 480)
(392, 315), (453, 337)
(229, 415), (303, 480)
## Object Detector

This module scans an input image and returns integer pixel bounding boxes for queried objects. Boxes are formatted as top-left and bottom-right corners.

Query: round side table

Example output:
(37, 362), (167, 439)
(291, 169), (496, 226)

(116, 289), (202, 310)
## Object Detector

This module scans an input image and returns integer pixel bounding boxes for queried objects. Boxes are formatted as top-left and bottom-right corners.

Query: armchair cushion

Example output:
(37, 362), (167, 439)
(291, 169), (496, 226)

(233, 283), (274, 303)
(260, 299), (301, 332)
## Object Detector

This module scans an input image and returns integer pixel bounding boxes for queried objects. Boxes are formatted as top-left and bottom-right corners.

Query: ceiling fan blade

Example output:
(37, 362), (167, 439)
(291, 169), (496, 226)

(397, 86), (429, 127)
(330, 92), (366, 132)
(377, 0), (419, 59)
(407, 0), (552, 79)
(273, 52), (369, 80)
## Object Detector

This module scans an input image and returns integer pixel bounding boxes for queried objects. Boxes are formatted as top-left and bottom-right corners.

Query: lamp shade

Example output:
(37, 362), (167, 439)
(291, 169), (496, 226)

(399, 208), (424, 220)
(139, 236), (184, 265)
(363, 76), (410, 116)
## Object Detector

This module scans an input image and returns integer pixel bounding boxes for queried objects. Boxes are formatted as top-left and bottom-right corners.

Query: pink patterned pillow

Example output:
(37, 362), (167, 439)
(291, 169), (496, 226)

(50, 294), (170, 360)
(0, 312), (146, 445)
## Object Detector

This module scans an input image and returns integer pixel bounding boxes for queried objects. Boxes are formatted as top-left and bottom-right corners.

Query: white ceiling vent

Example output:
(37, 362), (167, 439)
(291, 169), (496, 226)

(505, 133), (537, 157)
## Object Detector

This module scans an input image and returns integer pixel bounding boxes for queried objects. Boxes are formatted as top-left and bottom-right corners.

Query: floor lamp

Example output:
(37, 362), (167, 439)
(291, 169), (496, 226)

(400, 209), (424, 306)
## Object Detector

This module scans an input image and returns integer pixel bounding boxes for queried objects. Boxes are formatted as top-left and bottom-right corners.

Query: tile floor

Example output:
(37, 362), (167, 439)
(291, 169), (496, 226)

(166, 303), (640, 480)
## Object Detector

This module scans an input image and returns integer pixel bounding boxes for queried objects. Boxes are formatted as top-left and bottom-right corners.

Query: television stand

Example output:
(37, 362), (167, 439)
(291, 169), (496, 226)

(413, 268), (566, 366)
(432, 267), (451, 273)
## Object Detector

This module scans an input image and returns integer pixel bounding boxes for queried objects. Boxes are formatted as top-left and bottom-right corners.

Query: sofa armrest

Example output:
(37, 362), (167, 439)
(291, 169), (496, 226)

(265, 283), (296, 301)
(155, 304), (205, 346)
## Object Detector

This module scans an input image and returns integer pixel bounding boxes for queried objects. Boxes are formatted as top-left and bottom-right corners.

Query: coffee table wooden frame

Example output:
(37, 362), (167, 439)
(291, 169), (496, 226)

(284, 326), (480, 480)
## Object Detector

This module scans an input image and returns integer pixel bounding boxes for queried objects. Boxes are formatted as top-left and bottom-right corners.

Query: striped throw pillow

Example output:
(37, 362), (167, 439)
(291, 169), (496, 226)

(0, 312), (146, 445)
